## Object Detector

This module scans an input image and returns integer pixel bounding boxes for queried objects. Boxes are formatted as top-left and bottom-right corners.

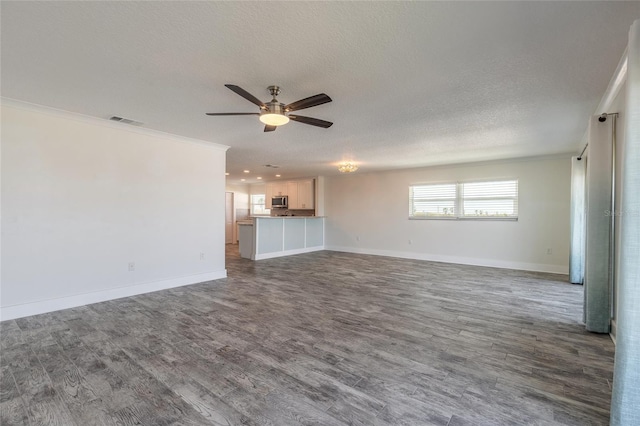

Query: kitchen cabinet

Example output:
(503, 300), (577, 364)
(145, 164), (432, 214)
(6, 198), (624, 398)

(296, 179), (314, 209)
(286, 181), (299, 209)
(264, 179), (315, 210)
(265, 184), (273, 209)
(271, 183), (287, 196)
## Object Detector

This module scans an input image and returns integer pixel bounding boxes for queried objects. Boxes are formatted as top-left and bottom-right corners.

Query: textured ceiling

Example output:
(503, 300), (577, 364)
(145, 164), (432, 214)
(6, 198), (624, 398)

(2, 2), (638, 184)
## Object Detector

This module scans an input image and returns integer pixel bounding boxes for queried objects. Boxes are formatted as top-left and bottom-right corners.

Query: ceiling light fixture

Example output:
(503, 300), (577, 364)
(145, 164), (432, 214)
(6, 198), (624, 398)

(257, 177), (262, 180)
(275, 174), (281, 177)
(225, 172), (229, 176)
(259, 112), (289, 126)
(338, 162), (358, 173)
(243, 170), (250, 173)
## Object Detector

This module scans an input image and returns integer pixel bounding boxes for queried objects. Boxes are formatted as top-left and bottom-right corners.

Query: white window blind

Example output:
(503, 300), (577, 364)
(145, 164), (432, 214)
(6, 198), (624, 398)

(461, 180), (518, 218)
(409, 179), (518, 220)
(409, 183), (457, 217)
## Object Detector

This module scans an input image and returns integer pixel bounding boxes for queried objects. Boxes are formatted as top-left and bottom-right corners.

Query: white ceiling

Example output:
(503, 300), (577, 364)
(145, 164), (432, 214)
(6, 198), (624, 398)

(2, 2), (638, 184)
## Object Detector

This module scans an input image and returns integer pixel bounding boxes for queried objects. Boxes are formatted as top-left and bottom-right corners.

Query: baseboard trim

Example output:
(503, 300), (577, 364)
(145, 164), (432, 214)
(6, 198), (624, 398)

(325, 246), (568, 274)
(254, 246), (325, 260)
(610, 320), (617, 345)
(0, 270), (227, 321)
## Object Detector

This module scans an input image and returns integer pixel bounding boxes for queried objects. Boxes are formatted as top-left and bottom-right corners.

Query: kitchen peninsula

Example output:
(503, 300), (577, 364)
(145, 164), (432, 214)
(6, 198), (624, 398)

(238, 216), (325, 260)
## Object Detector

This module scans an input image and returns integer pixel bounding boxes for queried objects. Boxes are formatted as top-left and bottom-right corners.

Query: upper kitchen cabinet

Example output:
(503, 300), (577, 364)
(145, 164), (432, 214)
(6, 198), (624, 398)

(296, 179), (315, 210)
(287, 181), (299, 209)
(271, 182), (287, 196)
(265, 184), (273, 209)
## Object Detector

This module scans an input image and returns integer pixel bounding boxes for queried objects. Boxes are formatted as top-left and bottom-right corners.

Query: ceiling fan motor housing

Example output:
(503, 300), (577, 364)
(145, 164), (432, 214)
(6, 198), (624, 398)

(264, 102), (287, 115)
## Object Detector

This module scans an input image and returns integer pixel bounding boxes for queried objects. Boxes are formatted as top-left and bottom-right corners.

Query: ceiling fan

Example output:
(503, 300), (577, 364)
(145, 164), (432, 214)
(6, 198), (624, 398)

(206, 85), (333, 132)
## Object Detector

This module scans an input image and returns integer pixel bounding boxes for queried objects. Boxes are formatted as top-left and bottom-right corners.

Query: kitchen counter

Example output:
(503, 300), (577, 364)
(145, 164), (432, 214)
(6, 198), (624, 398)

(239, 216), (325, 260)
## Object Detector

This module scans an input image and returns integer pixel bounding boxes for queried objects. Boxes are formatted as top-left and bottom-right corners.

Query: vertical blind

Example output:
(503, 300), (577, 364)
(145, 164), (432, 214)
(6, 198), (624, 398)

(410, 179), (518, 219)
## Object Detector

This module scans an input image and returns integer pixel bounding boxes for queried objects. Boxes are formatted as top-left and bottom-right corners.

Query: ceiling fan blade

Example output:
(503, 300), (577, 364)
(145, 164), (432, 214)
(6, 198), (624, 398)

(206, 112), (260, 116)
(225, 84), (266, 108)
(288, 115), (333, 128)
(284, 94), (332, 112)
(264, 125), (277, 132)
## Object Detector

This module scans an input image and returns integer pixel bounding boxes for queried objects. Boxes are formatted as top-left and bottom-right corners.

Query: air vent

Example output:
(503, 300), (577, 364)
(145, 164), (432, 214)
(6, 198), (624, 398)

(263, 164), (281, 169)
(109, 116), (143, 126)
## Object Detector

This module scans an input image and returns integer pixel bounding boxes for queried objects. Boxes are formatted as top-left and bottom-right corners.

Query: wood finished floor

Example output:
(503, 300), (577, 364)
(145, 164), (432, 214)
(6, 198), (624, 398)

(1, 246), (614, 426)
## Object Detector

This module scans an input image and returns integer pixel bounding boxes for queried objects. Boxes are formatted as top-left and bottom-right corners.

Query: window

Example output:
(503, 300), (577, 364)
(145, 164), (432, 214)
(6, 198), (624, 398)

(409, 183), (457, 218)
(251, 194), (270, 215)
(460, 180), (518, 218)
(409, 179), (518, 220)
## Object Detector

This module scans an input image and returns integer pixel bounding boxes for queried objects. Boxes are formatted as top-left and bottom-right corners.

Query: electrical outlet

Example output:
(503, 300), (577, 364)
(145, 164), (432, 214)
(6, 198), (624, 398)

(200, 252), (205, 260)
(128, 262), (135, 272)
(408, 239), (413, 245)
(356, 236), (360, 242)
(546, 248), (553, 255)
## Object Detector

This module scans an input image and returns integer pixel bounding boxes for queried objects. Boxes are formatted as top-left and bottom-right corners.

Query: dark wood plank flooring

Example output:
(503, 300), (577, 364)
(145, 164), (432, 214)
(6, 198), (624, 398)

(1, 246), (614, 425)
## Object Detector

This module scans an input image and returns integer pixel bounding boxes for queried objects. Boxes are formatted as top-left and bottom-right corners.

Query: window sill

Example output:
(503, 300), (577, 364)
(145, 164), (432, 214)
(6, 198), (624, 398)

(409, 216), (518, 221)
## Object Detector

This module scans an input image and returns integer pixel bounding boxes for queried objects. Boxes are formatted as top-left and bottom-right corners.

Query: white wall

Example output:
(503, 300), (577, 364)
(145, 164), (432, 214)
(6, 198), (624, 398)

(325, 156), (571, 273)
(249, 183), (266, 198)
(226, 184), (250, 211)
(1, 101), (228, 320)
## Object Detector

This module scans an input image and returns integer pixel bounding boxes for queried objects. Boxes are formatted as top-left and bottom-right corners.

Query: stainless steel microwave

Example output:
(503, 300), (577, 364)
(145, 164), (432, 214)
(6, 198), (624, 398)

(272, 195), (288, 209)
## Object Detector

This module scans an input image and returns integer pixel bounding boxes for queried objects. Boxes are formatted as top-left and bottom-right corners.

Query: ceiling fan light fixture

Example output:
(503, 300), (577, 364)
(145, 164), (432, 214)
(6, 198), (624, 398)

(338, 162), (358, 173)
(259, 113), (290, 126)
